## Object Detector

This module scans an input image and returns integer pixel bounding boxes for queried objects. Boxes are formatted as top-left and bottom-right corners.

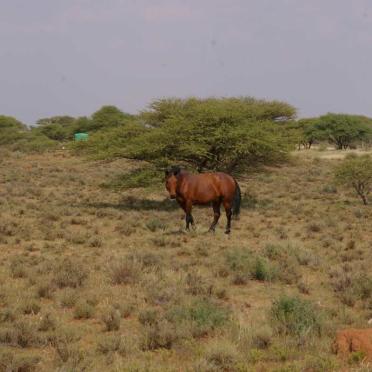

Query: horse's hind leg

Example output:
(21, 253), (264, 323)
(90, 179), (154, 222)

(223, 200), (233, 234)
(209, 201), (221, 232)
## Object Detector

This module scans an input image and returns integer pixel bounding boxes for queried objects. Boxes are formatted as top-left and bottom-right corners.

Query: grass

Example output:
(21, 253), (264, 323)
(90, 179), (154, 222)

(0, 150), (371, 370)
(270, 295), (325, 341)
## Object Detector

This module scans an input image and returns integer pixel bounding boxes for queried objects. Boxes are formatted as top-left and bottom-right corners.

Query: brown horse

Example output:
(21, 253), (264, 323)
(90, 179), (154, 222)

(165, 166), (241, 234)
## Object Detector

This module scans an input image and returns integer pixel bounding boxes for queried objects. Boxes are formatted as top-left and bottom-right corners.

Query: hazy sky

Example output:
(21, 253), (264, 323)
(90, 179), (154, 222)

(1, 0), (372, 124)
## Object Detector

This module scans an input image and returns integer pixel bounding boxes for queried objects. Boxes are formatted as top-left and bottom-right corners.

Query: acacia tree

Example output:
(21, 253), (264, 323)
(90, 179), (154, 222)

(335, 155), (372, 205)
(123, 97), (296, 173)
(314, 114), (371, 150)
(35, 116), (76, 141)
(0, 115), (27, 145)
(294, 118), (323, 149)
(90, 106), (132, 131)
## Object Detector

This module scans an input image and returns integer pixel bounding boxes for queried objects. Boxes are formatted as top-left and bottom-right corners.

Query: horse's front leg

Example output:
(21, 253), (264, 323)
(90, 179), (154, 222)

(184, 200), (194, 231)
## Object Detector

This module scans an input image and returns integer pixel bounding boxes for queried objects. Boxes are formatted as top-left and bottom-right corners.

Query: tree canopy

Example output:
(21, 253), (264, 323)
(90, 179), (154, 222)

(90, 105), (133, 131)
(0, 115), (27, 145)
(84, 97), (296, 174)
(335, 155), (372, 205)
(33, 106), (133, 141)
(313, 114), (372, 150)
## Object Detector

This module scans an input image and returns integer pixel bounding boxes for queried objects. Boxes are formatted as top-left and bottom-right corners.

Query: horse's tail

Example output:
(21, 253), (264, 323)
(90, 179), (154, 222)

(232, 180), (241, 219)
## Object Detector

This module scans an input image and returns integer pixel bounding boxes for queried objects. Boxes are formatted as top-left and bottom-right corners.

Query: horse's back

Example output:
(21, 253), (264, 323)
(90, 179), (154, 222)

(191, 172), (236, 202)
(212, 172), (236, 199)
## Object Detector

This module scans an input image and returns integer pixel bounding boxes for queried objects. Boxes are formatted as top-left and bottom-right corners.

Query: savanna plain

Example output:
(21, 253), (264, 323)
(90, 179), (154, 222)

(0, 148), (372, 372)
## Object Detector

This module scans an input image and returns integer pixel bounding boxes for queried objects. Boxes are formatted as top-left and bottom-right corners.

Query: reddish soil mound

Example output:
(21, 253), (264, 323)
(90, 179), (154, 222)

(333, 328), (372, 361)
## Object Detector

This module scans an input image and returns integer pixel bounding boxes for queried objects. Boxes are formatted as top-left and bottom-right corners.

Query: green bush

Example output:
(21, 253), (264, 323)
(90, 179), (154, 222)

(0, 115), (58, 153)
(226, 250), (277, 282)
(70, 121), (145, 159)
(335, 155), (372, 205)
(166, 299), (228, 337)
(11, 131), (57, 153)
(250, 257), (276, 281)
(270, 295), (324, 340)
(0, 115), (27, 146)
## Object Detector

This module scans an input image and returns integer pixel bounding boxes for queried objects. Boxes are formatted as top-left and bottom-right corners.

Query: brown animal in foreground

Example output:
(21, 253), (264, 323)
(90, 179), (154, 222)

(164, 166), (241, 234)
(333, 328), (372, 361)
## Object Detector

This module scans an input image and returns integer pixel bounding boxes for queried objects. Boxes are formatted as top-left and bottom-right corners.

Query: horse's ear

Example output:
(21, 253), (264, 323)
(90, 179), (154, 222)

(173, 167), (181, 176)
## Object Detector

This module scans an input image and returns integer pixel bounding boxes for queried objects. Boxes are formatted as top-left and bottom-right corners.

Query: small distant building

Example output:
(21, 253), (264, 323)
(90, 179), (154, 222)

(74, 133), (89, 141)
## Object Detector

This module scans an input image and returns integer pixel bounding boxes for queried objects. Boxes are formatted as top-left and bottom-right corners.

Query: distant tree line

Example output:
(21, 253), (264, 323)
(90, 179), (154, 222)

(289, 114), (372, 150)
(1, 98), (372, 178)
(0, 106), (134, 153)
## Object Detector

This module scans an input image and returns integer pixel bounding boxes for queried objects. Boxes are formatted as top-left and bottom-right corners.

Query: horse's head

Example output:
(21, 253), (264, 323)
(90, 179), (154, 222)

(165, 166), (181, 199)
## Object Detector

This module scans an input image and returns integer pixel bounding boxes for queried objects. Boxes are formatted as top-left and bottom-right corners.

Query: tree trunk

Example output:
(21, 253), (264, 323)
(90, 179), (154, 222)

(360, 193), (368, 205)
(354, 183), (368, 205)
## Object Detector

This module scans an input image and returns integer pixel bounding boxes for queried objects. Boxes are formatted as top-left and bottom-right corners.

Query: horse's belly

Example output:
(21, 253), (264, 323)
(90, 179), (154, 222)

(192, 190), (219, 205)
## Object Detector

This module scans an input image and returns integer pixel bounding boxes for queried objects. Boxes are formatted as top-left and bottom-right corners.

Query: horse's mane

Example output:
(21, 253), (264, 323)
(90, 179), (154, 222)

(166, 165), (186, 177)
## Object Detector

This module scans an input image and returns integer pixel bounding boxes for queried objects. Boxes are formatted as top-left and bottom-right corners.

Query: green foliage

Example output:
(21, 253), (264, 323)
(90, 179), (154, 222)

(90, 105), (132, 131)
(251, 257), (276, 281)
(335, 155), (372, 205)
(34, 106), (133, 142)
(125, 97), (296, 173)
(0, 115), (58, 152)
(70, 122), (146, 159)
(73, 98), (296, 174)
(287, 118), (322, 149)
(226, 249), (277, 282)
(313, 113), (372, 149)
(0, 115), (26, 131)
(166, 299), (229, 335)
(13, 130), (57, 153)
(348, 351), (366, 365)
(36, 116), (76, 141)
(37, 116), (75, 127)
(0, 115), (27, 145)
(72, 116), (91, 133)
(270, 295), (324, 339)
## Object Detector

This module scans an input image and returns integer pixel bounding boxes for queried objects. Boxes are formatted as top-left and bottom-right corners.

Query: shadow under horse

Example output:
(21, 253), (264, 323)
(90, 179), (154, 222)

(165, 166), (241, 234)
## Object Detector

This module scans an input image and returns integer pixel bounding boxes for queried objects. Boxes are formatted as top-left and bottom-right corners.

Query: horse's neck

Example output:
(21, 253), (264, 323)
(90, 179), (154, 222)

(177, 172), (189, 188)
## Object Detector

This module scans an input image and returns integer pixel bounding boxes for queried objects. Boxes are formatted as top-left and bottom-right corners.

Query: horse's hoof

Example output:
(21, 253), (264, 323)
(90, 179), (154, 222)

(225, 230), (231, 234)
(208, 228), (215, 233)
